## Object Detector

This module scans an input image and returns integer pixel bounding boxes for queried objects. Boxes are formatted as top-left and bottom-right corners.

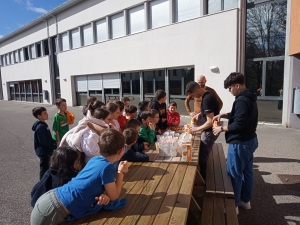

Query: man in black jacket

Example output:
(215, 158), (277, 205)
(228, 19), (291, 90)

(213, 72), (258, 214)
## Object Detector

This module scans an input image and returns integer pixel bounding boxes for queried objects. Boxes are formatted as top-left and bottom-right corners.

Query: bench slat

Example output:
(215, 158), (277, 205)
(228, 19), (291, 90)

(213, 197), (225, 225)
(201, 196), (214, 225)
(212, 145), (225, 196)
(206, 149), (216, 195)
(225, 198), (239, 225)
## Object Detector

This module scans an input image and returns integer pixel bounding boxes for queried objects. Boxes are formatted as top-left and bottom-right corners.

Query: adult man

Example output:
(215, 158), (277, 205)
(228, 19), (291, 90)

(212, 72), (258, 214)
(185, 81), (220, 180)
(185, 75), (223, 116)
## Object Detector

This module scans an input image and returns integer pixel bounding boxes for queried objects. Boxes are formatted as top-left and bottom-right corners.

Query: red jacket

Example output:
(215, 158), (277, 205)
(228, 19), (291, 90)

(117, 115), (127, 132)
(167, 110), (180, 127)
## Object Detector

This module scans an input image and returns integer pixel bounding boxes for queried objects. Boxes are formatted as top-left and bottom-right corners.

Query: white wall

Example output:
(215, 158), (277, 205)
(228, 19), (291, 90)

(1, 56), (52, 104)
(58, 9), (238, 113)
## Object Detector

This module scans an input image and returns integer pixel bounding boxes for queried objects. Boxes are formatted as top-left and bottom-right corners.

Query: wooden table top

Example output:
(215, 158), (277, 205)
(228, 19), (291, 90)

(63, 161), (197, 225)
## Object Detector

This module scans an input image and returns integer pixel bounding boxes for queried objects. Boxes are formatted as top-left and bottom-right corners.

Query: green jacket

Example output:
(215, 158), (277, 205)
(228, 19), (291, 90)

(139, 124), (155, 144)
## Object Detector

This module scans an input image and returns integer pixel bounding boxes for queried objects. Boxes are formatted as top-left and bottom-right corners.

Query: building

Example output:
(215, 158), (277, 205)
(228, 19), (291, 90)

(0, 0), (299, 129)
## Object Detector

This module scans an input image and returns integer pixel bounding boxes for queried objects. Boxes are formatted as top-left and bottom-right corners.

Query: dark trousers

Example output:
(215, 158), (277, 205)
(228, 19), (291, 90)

(39, 155), (51, 180)
(199, 130), (219, 180)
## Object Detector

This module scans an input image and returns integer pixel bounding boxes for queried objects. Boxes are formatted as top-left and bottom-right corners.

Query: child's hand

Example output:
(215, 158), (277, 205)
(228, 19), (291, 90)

(172, 122), (178, 126)
(143, 143), (149, 150)
(158, 129), (162, 134)
(118, 161), (128, 174)
(95, 193), (110, 205)
(149, 122), (155, 130)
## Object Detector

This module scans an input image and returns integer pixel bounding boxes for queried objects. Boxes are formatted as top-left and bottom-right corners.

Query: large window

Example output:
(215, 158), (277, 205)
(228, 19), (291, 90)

(24, 47), (29, 61)
(207, 0), (238, 14)
(61, 32), (70, 51)
(150, 0), (170, 29)
(9, 80), (43, 102)
(110, 12), (125, 39)
(96, 19), (107, 42)
(128, 5), (145, 34)
(83, 24), (93, 46)
(175, 0), (201, 22)
(143, 70), (165, 100)
(71, 28), (81, 49)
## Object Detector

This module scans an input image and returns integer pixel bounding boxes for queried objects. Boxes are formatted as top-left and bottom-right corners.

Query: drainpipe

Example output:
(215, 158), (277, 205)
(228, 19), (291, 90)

(49, 13), (58, 105)
(237, 0), (246, 73)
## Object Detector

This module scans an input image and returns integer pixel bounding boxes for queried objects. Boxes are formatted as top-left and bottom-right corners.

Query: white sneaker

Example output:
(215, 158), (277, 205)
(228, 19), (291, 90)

(238, 201), (251, 209)
(236, 207), (239, 215)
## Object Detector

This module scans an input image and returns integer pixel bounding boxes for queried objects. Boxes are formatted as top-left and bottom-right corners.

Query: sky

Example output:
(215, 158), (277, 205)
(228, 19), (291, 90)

(0, 0), (67, 39)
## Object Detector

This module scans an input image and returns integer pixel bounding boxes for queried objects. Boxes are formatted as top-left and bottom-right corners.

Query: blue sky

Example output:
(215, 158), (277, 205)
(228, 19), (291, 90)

(0, 0), (67, 38)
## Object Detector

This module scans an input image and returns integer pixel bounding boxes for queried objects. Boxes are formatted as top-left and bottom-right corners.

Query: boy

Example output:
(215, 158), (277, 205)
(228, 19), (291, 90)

(138, 111), (156, 144)
(114, 100), (127, 132)
(125, 105), (138, 120)
(127, 119), (149, 152)
(167, 101), (180, 127)
(30, 129), (128, 225)
(150, 109), (162, 135)
(150, 89), (167, 131)
(136, 100), (150, 121)
(32, 107), (57, 180)
(121, 96), (131, 116)
(52, 98), (69, 145)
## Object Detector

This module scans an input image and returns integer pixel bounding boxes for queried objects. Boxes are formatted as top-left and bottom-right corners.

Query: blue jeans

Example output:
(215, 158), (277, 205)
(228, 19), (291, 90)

(227, 137), (258, 206)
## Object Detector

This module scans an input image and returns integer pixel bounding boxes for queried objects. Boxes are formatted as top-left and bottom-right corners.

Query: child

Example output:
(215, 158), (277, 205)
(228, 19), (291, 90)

(52, 98), (69, 145)
(150, 109), (162, 135)
(150, 89), (168, 131)
(125, 105), (138, 120)
(121, 96), (131, 116)
(138, 111), (156, 144)
(114, 128), (149, 171)
(114, 100), (127, 132)
(106, 102), (121, 131)
(167, 101), (180, 127)
(136, 100), (150, 121)
(82, 96), (98, 116)
(30, 129), (128, 225)
(31, 147), (82, 207)
(32, 107), (57, 180)
(126, 119), (149, 152)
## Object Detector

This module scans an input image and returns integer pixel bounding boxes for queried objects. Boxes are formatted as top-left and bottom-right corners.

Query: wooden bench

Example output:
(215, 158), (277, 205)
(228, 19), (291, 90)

(61, 162), (200, 225)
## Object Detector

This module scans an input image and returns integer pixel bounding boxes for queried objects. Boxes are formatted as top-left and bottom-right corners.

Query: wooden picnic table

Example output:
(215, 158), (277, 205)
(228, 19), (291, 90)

(62, 161), (200, 225)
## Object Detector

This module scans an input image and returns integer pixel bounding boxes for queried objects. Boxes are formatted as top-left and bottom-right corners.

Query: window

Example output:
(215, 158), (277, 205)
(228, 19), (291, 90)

(110, 12), (125, 39)
(20, 48), (24, 62)
(143, 70), (165, 99)
(121, 72), (140, 95)
(224, 0), (238, 10)
(36, 42), (42, 57)
(207, 0), (238, 13)
(10, 52), (14, 65)
(1, 55), (5, 66)
(14, 50), (19, 63)
(6, 54), (10, 65)
(175, 0), (201, 22)
(24, 47), (29, 60)
(83, 24), (93, 46)
(43, 40), (49, 55)
(150, 0), (170, 29)
(0, 56), (2, 67)
(128, 5), (145, 34)
(61, 32), (70, 51)
(71, 29), (81, 49)
(96, 19), (107, 42)
(30, 44), (36, 59)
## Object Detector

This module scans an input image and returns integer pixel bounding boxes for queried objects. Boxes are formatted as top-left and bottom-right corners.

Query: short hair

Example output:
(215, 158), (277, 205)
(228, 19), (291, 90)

(86, 96), (97, 106)
(123, 128), (138, 145)
(155, 89), (166, 101)
(150, 109), (159, 118)
(125, 105), (137, 114)
(99, 129), (125, 156)
(113, 100), (125, 111)
(121, 96), (130, 103)
(139, 111), (152, 121)
(169, 101), (177, 108)
(87, 100), (105, 115)
(105, 102), (119, 113)
(185, 81), (200, 96)
(138, 100), (150, 111)
(93, 108), (110, 120)
(32, 107), (47, 119)
(56, 98), (66, 106)
(224, 72), (245, 89)
(126, 119), (142, 129)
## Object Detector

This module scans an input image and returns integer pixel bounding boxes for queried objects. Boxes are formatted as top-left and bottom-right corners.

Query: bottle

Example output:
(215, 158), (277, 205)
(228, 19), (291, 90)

(182, 145), (188, 161)
(213, 120), (218, 127)
(191, 117), (196, 127)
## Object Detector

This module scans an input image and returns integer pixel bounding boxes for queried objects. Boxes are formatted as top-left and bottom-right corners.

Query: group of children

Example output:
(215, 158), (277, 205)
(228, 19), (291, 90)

(30, 89), (181, 225)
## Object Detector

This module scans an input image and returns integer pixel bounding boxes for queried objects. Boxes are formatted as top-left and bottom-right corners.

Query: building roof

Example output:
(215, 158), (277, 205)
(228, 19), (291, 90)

(0, 0), (84, 43)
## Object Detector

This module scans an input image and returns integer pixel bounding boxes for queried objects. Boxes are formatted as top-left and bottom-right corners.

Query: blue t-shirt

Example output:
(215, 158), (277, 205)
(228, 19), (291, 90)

(55, 156), (115, 219)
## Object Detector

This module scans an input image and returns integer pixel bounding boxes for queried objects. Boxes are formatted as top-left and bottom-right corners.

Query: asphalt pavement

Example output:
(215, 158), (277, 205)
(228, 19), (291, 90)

(0, 100), (299, 225)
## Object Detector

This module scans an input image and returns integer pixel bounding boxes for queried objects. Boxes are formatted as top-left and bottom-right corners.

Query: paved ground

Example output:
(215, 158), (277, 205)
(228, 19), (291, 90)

(0, 100), (299, 225)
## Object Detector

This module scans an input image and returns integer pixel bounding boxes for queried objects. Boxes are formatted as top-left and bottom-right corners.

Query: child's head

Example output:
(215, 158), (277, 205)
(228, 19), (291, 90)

(56, 98), (67, 112)
(123, 128), (138, 147)
(99, 129), (125, 158)
(121, 96), (131, 108)
(139, 111), (152, 126)
(125, 105), (138, 119)
(50, 146), (82, 185)
(150, 109), (159, 124)
(155, 90), (166, 103)
(32, 107), (48, 121)
(113, 101), (125, 116)
(93, 108), (112, 125)
(86, 96), (97, 106)
(168, 101), (177, 114)
(138, 100), (150, 112)
(87, 100), (105, 116)
(126, 119), (142, 133)
(106, 102), (120, 120)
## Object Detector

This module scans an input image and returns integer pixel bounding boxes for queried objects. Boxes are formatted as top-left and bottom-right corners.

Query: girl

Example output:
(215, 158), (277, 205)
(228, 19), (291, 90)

(106, 102), (121, 131)
(31, 147), (82, 207)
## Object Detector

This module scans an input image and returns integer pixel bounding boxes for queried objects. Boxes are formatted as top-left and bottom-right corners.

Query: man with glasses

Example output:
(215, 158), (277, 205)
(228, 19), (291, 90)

(212, 72), (258, 215)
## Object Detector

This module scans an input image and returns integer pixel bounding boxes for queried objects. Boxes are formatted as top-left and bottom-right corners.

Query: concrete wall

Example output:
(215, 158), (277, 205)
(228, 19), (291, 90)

(58, 9), (238, 113)
(1, 56), (52, 104)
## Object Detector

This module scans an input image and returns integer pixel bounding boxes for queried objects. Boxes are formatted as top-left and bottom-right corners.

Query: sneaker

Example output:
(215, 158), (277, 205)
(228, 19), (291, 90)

(238, 201), (251, 209)
(236, 207), (239, 215)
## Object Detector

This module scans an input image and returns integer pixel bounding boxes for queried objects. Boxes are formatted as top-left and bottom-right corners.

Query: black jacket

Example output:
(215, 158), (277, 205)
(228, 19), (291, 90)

(226, 89), (258, 144)
(32, 121), (56, 158)
(150, 100), (167, 130)
(132, 136), (146, 153)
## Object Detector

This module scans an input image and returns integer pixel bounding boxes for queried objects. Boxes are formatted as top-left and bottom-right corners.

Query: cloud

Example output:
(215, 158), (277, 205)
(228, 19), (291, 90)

(0, 35), (3, 39)
(26, 0), (47, 14)
(14, 0), (24, 4)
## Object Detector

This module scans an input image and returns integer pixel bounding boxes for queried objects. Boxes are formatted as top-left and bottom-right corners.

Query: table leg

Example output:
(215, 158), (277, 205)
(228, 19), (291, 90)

(189, 196), (202, 224)
(194, 169), (205, 186)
